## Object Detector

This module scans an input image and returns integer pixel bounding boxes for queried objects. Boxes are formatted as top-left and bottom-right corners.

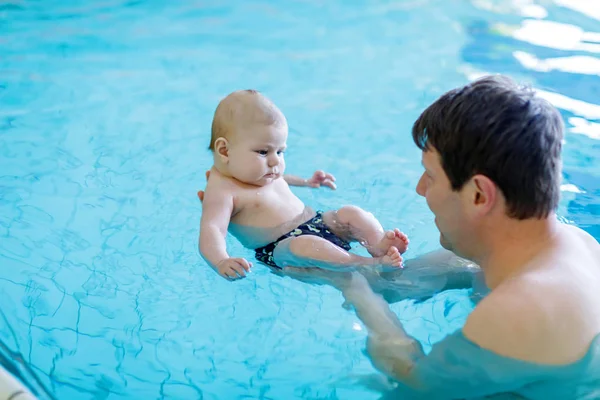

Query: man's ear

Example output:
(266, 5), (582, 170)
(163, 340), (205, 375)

(214, 137), (229, 162)
(468, 174), (498, 216)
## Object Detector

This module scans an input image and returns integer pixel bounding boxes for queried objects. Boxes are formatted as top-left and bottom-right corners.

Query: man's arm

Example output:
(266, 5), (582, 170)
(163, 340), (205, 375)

(340, 272), (426, 387)
(341, 272), (543, 398)
(377, 249), (483, 304)
(343, 274), (492, 397)
(403, 249), (482, 290)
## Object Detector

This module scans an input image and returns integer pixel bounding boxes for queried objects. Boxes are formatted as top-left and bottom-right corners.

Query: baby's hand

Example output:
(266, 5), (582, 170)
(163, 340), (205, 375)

(308, 170), (336, 190)
(216, 258), (252, 280)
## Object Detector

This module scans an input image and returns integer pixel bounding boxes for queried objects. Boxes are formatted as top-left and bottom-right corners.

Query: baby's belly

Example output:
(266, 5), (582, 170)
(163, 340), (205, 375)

(229, 207), (316, 249)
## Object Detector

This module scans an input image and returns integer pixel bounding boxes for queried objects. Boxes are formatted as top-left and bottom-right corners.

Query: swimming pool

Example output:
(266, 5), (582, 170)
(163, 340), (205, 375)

(1, 0), (599, 398)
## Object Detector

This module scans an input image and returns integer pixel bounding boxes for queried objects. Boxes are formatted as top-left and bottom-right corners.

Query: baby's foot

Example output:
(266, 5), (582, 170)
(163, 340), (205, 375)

(378, 246), (403, 271)
(368, 229), (409, 257)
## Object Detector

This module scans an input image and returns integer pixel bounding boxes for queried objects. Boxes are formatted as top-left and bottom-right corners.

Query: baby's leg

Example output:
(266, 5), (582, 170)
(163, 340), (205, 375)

(322, 206), (409, 257)
(273, 235), (402, 271)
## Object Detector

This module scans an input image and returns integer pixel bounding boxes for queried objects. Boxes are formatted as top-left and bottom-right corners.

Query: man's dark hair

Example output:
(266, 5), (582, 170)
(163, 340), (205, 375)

(412, 75), (564, 220)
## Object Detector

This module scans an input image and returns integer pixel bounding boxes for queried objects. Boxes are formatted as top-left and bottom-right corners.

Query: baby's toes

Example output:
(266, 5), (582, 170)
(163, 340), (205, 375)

(387, 247), (402, 262)
(384, 230), (396, 240)
(394, 228), (409, 244)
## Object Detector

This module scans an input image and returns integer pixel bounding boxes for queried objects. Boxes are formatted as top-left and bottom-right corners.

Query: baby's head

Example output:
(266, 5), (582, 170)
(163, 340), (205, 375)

(209, 90), (289, 186)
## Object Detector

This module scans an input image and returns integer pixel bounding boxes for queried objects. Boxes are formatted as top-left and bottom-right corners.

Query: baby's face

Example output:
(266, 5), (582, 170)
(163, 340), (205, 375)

(226, 123), (288, 186)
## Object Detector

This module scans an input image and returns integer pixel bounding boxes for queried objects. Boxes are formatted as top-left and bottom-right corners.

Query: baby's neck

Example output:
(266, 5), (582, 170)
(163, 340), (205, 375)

(210, 162), (248, 186)
(211, 159), (231, 178)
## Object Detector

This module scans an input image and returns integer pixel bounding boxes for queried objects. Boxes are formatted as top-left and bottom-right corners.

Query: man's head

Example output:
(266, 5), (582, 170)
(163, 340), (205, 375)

(209, 90), (288, 186)
(412, 75), (564, 257)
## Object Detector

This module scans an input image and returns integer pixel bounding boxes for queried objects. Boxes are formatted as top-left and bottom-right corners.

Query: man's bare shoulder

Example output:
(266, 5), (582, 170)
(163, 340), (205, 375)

(464, 266), (600, 365)
(463, 280), (544, 360)
(563, 223), (600, 258)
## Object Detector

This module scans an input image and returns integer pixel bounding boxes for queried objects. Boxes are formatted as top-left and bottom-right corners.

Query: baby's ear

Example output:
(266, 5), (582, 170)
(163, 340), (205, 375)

(214, 137), (229, 161)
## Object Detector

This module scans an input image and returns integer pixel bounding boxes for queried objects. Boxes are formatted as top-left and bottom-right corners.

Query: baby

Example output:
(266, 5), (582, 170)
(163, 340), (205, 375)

(199, 90), (409, 280)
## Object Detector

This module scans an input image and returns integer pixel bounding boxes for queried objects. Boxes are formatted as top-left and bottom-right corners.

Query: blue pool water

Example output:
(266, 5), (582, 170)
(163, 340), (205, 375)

(1, 1), (599, 399)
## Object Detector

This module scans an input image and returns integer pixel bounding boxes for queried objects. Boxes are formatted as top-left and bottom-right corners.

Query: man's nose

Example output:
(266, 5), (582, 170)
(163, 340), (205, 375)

(416, 174), (426, 196)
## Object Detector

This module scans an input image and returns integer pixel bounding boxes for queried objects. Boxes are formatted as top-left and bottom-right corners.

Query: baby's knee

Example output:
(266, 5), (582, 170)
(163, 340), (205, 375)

(336, 205), (369, 223)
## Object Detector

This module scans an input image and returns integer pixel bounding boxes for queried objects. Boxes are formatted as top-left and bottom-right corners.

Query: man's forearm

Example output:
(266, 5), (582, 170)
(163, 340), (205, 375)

(373, 249), (480, 304)
(342, 276), (425, 384)
(402, 249), (480, 291)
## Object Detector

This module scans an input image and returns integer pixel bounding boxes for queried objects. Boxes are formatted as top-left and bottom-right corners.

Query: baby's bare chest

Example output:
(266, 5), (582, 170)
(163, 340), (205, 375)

(231, 182), (305, 227)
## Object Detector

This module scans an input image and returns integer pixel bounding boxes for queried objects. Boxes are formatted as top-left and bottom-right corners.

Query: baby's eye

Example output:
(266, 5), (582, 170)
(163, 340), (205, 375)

(277, 150), (285, 155)
(256, 150), (268, 156)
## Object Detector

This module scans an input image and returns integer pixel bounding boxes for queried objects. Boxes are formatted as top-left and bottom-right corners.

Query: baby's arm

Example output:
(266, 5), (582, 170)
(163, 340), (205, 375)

(199, 186), (251, 280)
(284, 170), (336, 189)
(284, 175), (309, 186)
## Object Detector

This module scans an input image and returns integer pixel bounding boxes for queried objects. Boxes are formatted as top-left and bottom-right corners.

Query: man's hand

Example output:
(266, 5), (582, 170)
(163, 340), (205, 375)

(307, 170), (336, 190)
(216, 257), (252, 280)
(197, 170), (211, 203)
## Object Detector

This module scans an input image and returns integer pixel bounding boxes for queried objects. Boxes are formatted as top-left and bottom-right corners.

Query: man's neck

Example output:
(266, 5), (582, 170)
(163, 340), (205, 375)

(477, 214), (561, 289)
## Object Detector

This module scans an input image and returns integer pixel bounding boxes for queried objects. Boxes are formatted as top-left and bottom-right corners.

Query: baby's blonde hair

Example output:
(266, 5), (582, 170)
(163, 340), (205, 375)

(209, 89), (287, 150)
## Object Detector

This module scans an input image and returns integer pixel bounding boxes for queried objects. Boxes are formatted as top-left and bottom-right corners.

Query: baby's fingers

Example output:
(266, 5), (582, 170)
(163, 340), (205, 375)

(324, 172), (336, 182)
(235, 258), (252, 272)
(313, 170), (326, 179)
(323, 179), (337, 190)
(221, 268), (240, 280)
(230, 263), (247, 278)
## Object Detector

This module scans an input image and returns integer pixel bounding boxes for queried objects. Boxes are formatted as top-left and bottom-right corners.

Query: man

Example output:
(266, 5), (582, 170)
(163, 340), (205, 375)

(339, 75), (600, 398)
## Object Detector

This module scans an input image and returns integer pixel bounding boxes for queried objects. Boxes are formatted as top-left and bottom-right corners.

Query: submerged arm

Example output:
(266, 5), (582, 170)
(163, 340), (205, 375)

(375, 249), (483, 304)
(342, 272), (528, 398)
(341, 273), (426, 386)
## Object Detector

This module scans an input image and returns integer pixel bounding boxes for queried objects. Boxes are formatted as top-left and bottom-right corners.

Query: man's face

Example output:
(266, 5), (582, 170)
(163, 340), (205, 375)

(416, 149), (470, 257)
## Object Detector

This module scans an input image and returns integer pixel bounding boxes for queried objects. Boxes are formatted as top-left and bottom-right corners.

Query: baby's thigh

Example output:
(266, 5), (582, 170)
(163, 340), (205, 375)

(271, 237), (296, 268)
(272, 236), (314, 267)
(273, 235), (331, 268)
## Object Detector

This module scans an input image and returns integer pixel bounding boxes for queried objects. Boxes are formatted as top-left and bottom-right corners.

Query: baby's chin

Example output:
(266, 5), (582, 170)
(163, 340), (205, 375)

(258, 174), (281, 185)
(235, 174), (280, 187)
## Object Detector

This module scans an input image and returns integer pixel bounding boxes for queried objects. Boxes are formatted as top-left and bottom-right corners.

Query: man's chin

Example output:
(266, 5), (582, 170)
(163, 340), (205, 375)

(439, 235), (452, 251)
(440, 235), (468, 258)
